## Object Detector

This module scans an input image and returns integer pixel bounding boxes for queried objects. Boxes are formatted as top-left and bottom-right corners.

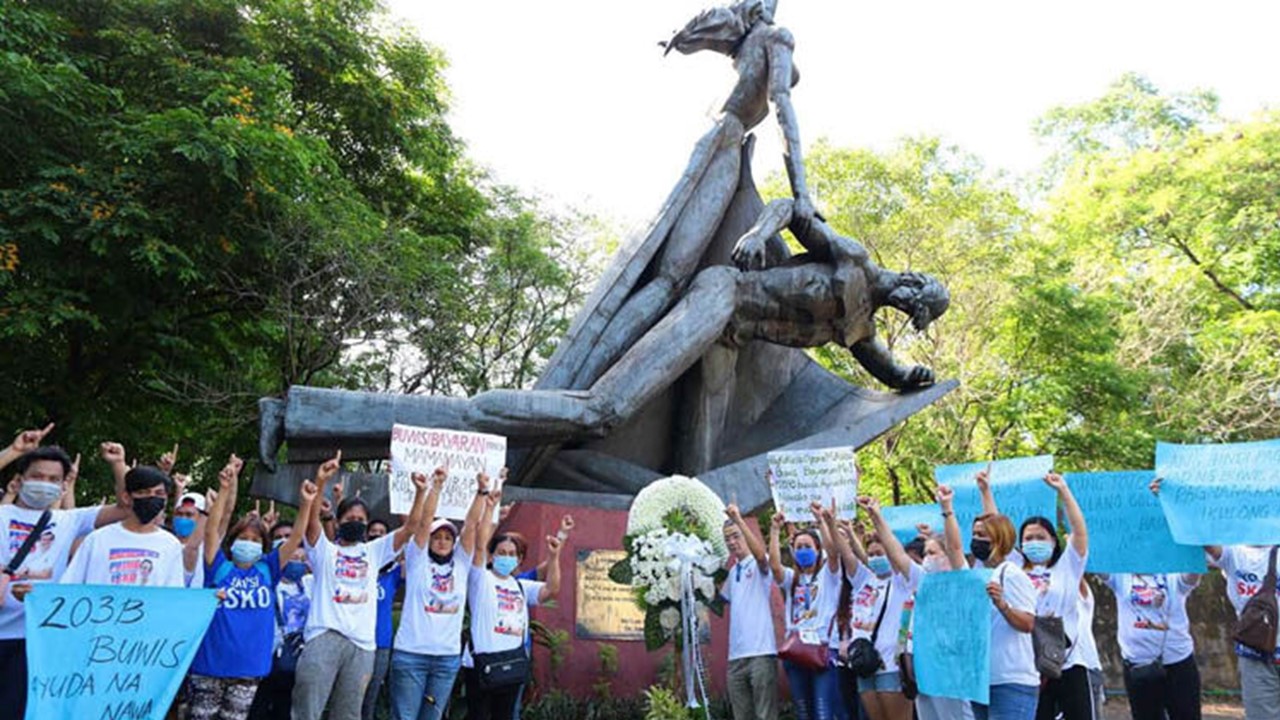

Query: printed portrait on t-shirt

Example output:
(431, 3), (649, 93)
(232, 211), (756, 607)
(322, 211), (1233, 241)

(850, 581), (884, 633)
(6, 519), (61, 580)
(790, 577), (820, 626)
(425, 563), (461, 615)
(1026, 566), (1051, 595)
(333, 550), (370, 604)
(493, 584), (526, 637)
(282, 591), (310, 633)
(1127, 576), (1170, 631)
(108, 548), (161, 585)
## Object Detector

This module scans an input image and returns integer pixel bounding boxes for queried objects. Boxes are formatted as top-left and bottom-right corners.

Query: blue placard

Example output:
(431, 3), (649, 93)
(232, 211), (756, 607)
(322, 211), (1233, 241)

(25, 584), (218, 720)
(1066, 470), (1205, 574)
(880, 504), (944, 546)
(1155, 439), (1280, 545)
(935, 455), (1056, 544)
(914, 569), (993, 703)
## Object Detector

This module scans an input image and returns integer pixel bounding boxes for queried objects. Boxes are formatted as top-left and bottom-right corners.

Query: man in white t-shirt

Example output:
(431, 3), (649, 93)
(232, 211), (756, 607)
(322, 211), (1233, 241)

(1212, 545), (1280, 720)
(60, 464), (187, 588)
(720, 503), (778, 720)
(0, 429), (133, 720)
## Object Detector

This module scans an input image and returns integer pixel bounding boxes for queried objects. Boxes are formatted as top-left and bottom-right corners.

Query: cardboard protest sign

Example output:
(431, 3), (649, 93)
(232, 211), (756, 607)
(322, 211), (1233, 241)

(935, 455), (1055, 545)
(389, 424), (507, 519)
(1156, 439), (1280, 545)
(1067, 470), (1205, 574)
(880, 504), (944, 546)
(914, 569), (992, 704)
(767, 447), (858, 520)
(24, 584), (217, 720)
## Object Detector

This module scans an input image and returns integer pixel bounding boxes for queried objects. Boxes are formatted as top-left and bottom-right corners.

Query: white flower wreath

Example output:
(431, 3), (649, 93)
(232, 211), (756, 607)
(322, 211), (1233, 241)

(625, 474), (730, 561)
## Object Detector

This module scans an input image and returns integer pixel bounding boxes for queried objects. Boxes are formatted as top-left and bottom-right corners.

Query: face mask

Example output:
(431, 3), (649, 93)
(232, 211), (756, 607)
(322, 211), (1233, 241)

(132, 496), (167, 525)
(231, 539), (264, 566)
(970, 538), (992, 563)
(793, 547), (818, 568)
(429, 549), (454, 565)
(173, 517), (197, 538)
(273, 538), (285, 549)
(19, 480), (62, 510)
(337, 520), (367, 544)
(492, 555), (519, 577)
(923, 556), (949, 574)
(283, 561), (308, 582)
(867, 555), (892, 577)
(1023, 540), (1055, 565)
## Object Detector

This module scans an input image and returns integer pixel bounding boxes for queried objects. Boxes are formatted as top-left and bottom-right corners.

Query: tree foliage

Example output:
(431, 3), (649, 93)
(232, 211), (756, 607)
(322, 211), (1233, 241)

(0, 0), (590, 497)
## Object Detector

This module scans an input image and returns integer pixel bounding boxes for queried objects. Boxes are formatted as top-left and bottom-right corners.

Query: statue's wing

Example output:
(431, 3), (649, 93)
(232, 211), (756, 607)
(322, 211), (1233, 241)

(535, 119), (735, 391)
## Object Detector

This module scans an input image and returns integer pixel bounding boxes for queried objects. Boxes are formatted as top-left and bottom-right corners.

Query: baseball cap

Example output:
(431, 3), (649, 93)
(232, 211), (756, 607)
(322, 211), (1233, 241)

(178, 492), (207, 513)
(429, 518), (458, 537)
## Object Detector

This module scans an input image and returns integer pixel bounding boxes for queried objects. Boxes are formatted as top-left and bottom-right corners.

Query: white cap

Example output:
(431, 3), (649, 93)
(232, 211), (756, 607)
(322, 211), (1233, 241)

(178, 492), (206, 512)
(429, 518), (458, 536)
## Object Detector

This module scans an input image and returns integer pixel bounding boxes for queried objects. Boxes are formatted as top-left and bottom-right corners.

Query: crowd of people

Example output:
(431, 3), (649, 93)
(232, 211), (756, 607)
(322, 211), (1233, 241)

(0, 425), (569, 720)
(0, 423), (1277, 720)
(720, 473), (1280, 720)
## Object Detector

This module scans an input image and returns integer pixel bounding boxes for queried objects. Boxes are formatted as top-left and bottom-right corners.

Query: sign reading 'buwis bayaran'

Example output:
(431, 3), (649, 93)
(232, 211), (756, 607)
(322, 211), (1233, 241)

(24, 584), (217, 720)
(766, 447), (859, 520)
(389, 424), (507, 518)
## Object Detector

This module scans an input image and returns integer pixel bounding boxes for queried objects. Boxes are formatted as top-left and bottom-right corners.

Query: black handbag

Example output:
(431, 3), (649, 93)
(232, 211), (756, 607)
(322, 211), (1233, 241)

(474, 646), (531, 690)
(1032, 615), (1069, 680)
(846, 581), (891, 678)
(1234, 548), (1279, 656)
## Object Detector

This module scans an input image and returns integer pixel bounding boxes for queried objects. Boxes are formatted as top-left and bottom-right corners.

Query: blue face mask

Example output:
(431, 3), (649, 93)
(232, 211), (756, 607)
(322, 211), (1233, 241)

(283, 561), (308, 582)
(1023, 539), (1055, 565)
(173, 517), (197, 538)
(231, 539), (264, 566)
(867, 555), (892, 577)
(793, 546), (818, 568)
(492, 555), (519, 577)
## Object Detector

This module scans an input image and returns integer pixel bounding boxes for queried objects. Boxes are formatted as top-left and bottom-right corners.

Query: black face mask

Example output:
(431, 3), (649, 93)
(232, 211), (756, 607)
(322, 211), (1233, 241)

(970, 537), (993, 563)
(428, 549), (454, 565)
(337, 520), (367, 544)
(132, 496), (167, 525)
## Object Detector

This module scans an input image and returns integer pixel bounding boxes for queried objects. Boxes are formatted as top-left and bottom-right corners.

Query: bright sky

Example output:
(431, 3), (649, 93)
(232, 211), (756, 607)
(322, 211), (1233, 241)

(390, 0), (1279, 224)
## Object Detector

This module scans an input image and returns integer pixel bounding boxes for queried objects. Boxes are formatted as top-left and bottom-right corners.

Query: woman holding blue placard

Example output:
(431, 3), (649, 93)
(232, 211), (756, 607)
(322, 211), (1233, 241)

(769, 503), (843, 720)
(186, 455), (313, 720)
(968, 500), (1038, 720)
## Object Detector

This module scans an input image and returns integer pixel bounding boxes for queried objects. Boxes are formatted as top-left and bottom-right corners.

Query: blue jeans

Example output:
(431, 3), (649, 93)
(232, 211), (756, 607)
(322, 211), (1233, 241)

(784, 660), (838, 720)
(390, 650), (462, 720)
(971, 683), (1039, 720)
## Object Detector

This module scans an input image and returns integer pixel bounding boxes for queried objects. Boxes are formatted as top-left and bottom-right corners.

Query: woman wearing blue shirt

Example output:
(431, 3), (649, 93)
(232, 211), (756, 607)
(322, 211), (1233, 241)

(187, 456), (316, 720)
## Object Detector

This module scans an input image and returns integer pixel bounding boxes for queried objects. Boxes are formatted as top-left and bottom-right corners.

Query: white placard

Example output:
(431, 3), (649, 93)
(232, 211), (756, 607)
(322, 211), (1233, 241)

(767, 446), (859, 520)
(389, 424), (507, 519)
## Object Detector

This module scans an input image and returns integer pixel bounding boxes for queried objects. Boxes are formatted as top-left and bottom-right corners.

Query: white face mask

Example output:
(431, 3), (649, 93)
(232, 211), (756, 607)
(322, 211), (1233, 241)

(19, 480), (62, 510)
(922, 556), (949, 574)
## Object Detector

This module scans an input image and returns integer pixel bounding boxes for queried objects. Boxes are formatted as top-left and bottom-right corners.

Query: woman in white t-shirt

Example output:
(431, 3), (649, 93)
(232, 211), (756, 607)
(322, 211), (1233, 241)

(1098, 572), (1201, 720)
(292, 453), (429, 720)
(468, 489), (563, 720)
(1008, 472), (1093, 720)
(833, 496), (919, 720)
(967, 503), (1038, 720)
(389, 467), (486, 720)
(768, 502), (842, 720)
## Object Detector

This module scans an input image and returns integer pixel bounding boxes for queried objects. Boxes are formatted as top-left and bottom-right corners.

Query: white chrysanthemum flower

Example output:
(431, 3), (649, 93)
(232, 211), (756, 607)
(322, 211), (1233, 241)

(659, 606), (681, 633)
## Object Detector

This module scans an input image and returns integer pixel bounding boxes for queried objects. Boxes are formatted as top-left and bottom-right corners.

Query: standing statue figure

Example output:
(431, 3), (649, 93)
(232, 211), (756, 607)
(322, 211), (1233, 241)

(541, 0), (813, 392)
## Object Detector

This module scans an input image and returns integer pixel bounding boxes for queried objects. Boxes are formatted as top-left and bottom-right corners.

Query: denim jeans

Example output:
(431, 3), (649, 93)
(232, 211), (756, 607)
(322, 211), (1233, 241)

(390, 650), (463, 720)
(972, 683), (1039, 720)
(783, 660), (838, 720)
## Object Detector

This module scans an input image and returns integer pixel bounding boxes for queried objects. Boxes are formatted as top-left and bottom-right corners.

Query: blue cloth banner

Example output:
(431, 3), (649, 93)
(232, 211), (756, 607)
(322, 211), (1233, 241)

(1155, 439), (1280, 545)
(914, 569), (993, 704)
(880, 504), (943, 546)
(934, 455), (1055, 544)
(1067, 471), (1205, 574)
(24, 584), (218, 720)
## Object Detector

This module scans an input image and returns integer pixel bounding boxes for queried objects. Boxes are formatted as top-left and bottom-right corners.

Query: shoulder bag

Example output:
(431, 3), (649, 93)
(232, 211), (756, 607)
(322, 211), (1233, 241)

(1235, 548), (1279, 656)
(473, 579), (532, 690)
(1030, 565), (1072, 680)
(846, 580), (892, 678)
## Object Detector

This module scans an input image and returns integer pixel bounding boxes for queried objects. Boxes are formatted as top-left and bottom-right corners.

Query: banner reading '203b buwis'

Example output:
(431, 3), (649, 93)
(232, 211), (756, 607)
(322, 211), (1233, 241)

(25, 584), (217, 720)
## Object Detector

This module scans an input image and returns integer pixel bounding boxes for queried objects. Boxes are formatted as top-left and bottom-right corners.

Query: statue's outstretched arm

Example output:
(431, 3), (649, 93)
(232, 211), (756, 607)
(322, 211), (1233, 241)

(766, 28), (807, 202)
(849, 335), (935, 391)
